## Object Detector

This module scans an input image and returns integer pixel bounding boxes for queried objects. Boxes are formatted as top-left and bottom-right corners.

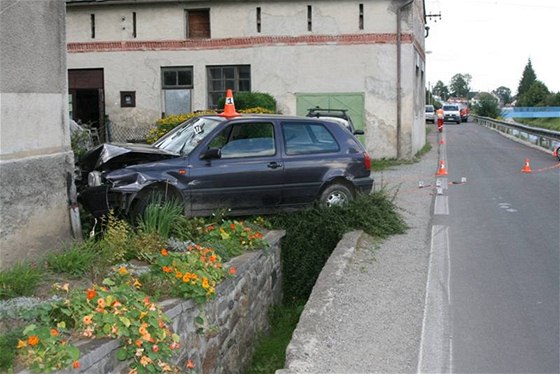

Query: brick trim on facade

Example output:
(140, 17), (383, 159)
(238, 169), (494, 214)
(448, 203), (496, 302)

(67, 33), (413, 53)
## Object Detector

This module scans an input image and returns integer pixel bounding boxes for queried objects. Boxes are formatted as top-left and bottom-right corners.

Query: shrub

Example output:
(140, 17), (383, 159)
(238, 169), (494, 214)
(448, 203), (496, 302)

(218, 92), (277, 112)
(271, 191), (406, 303)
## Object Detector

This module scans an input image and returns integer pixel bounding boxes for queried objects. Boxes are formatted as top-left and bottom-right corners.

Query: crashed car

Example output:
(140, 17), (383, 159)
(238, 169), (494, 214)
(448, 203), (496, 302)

(76, 113), (374, 219)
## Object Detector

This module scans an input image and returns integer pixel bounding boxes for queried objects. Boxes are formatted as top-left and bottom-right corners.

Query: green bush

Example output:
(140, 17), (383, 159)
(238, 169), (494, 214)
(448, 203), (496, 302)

(218, 92), (277, 112)
(271, 191), (407, 303)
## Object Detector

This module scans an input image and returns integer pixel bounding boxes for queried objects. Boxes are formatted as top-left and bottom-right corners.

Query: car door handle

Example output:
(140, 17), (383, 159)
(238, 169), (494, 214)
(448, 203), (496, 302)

(267, 162), (282, 169)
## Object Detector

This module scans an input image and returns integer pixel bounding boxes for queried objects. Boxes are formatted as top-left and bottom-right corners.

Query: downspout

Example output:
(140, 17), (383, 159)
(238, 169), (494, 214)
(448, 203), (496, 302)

(396, 0), (414, 159)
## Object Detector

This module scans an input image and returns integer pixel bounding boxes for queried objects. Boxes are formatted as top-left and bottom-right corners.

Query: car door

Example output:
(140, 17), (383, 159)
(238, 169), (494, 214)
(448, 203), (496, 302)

(280, 120), (343, 205)
(187, 120), (284, 215)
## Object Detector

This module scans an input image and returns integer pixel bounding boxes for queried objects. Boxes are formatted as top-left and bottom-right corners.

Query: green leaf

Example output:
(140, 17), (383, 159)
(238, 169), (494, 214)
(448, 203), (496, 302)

(116, 348), (129, 361)
(23, 324), (37, 335)
(68, 346), (80, 361)
(119, 316), (131, 327)
(195, 316), (204, 326)
(102, 278), (115, 286)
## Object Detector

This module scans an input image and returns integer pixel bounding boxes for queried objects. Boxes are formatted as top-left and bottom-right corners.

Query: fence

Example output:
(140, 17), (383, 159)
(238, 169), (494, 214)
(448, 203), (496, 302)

(106, 120), (154, 143)
(472, 115), (560, 153)
(501, 107), (560, 119)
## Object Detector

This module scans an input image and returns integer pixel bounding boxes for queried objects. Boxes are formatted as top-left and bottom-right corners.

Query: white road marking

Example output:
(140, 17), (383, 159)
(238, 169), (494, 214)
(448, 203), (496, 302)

(435, 196), (449, 215)
(417, 225), (452, 374)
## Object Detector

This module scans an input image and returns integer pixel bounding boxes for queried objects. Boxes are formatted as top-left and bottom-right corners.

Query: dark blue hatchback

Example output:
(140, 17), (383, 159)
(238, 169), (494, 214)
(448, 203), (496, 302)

(78, 114), (374, 218)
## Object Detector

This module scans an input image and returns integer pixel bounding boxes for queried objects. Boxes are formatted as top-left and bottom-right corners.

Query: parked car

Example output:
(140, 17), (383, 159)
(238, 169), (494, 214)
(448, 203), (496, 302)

(306, 107), (364, 136)
(77, 114), (374, 219)
(443, 104), (461, 124)
(425, 105), (435, 123)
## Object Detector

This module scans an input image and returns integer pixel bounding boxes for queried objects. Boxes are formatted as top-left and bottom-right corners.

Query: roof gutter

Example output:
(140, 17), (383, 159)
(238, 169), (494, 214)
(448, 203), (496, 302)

(396, 0), (414, 159)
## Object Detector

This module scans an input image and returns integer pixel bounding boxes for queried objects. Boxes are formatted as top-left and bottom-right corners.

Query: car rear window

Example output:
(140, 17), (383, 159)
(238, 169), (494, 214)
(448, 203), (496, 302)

(282, 122), (340, 155)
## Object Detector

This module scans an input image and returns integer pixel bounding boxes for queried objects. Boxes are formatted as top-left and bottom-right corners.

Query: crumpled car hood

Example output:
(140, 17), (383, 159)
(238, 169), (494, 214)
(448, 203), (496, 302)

(78, 143), (179, 172)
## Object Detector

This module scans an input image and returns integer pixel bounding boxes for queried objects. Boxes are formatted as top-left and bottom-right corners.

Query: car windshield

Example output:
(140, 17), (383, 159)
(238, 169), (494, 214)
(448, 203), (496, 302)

(443, 105), (458, 111)
(153, 116), (223, 155)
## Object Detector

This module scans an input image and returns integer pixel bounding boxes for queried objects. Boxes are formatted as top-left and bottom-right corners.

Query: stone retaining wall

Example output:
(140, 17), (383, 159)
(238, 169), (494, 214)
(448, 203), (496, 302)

(45, 230), (284, 374)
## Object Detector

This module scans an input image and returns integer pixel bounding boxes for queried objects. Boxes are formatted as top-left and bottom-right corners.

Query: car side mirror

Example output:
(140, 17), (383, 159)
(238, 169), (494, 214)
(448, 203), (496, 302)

(200, 147), (221, 160)
(353, 129), (365, 135)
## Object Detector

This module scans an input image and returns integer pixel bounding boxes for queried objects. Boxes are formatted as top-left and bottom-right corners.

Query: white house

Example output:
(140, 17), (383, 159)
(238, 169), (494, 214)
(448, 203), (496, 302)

(66, 0), (428, 159)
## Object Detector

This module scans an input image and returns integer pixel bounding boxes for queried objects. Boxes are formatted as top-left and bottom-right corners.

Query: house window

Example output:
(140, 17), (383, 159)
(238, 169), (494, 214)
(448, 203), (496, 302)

(359, 4), (364, 30)
(207, 65), (251, 109)
(256, 7), (262, 33)
(162, 67), (193, 116)
(90, 14), (95, 38)
(186, 9), (210, 38)
(133, 12), (137, 38)
(120, 91), (136, 107)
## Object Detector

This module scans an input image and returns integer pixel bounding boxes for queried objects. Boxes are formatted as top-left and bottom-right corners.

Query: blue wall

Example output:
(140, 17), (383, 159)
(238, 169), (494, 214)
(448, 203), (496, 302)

(502, 107), (560, 119)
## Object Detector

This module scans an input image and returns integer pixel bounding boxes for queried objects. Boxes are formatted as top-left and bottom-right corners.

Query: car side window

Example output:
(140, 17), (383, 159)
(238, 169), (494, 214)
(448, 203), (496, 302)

(282, 122), (340, 155)
(212, 122), (276, 159)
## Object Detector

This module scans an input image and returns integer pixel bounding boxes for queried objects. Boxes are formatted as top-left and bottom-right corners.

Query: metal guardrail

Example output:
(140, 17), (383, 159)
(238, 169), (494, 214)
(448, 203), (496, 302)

(471, 115), (560, 154)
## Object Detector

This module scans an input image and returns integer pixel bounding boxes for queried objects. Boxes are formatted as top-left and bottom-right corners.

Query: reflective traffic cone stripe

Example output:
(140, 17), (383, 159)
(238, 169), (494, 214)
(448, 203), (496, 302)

(521, 158), (532, 173)
(436, 160), (448, 176)
(219, 89), (240, 118)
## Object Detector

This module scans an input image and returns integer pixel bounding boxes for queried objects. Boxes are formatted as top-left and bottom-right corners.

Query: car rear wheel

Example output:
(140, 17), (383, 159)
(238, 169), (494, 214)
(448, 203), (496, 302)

(319, 183), (354, 208)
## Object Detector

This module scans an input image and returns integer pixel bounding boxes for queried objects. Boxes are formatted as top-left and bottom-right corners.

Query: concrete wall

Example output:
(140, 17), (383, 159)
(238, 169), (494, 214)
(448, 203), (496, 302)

(0, 0), (75, 269)
(66, 0), (427, 159)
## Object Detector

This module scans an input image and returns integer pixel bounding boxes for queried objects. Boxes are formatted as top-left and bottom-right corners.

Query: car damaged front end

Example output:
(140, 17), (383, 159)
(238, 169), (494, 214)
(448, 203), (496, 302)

(76, 143), (180, 217)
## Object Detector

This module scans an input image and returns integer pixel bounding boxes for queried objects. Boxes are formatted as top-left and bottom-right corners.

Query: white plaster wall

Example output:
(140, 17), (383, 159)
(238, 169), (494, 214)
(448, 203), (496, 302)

(67, 1), (401, 42)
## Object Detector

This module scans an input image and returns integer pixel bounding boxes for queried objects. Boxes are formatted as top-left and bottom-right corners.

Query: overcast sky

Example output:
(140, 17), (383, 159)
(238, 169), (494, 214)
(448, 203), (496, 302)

(424, 0), (559, 95)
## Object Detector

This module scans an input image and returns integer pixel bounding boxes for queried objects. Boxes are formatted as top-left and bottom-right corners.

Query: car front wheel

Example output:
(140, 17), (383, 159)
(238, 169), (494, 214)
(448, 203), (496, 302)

(319, 183), (354, 208)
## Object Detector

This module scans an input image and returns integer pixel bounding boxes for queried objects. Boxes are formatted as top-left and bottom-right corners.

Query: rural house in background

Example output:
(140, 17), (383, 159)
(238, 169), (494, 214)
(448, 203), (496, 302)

(66, 0), (428, 159)
(0, 0), (428, 268)
(1, 0), (78, 269)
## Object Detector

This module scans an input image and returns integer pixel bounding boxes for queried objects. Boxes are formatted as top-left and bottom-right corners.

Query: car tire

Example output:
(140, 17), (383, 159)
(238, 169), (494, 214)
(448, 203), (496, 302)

(129, 186), (182, 224)
(319, 183), (354, 208)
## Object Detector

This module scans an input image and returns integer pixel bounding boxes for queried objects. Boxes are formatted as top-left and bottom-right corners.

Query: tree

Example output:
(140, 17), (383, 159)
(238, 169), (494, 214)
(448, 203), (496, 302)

(517, 80), (549, 107)
(494, 86), (512, 105)
(516, 59), (537, 97)
(473, 93), (500, 118)
(449, 73), (471, 98)
(432, 80), (449, 101)
(545, 92), (560, 106)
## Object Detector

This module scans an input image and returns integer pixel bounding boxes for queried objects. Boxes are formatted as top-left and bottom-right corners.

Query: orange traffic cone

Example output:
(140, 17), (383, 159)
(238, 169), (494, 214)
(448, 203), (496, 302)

(521, 158), (532, 173)
(219, 89), (240, 118)
(436, 160), (448, 176)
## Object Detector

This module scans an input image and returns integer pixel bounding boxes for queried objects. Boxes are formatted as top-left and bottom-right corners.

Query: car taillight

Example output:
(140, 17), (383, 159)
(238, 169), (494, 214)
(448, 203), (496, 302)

(363, 152), (371, 171)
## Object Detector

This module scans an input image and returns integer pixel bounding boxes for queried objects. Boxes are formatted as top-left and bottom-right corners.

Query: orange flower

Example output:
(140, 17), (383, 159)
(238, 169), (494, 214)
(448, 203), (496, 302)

(16, 339), (27, 349)
(27, 335), (39, 346)
(140, 355), (153, 367)
(209, 255), (217, 263)
(83, 315), (93, 325)
(230, 223), (236, 230)
(97, 298), (106, 308)
(207, 225), (215, 231)
(186, 359), (195, 369)
(143, 296), (151, 306)
(86, 288), (97, 300)
(162, 266), (172, 273)
(202, 278), (209, 289)
(50, 328), (59, 336)
(135, 339), (143, 347)
(118, 266), (128, 276)
(229, 267), (237, 276)
(73, 361), (80, 369)
(161, 249), (168, 256)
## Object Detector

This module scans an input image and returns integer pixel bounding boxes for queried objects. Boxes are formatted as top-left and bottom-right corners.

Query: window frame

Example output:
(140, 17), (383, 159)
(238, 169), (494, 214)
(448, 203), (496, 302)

(161, 66), (194, 89)
(206, 65), (251, 109)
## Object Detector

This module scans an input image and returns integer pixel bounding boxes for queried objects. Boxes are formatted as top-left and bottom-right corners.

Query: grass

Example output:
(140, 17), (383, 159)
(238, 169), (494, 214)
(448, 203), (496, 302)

(371, 141), (432, 171)
(514, 117), (560, 132)
(245, 303), (305, 374)
(0, 263), (44, 300)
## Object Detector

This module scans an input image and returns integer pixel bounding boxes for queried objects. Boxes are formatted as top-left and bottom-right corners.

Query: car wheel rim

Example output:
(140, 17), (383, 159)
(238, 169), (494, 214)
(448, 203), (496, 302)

(326, 191), (348, 207)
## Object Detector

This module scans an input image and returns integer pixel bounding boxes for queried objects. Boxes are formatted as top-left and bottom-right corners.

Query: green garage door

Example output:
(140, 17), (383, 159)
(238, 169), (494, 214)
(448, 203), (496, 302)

(296, 93), (365, 134)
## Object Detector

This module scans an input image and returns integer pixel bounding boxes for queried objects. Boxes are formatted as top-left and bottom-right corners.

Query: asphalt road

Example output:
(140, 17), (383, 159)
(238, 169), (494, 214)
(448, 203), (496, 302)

(426, 122), (560, 373)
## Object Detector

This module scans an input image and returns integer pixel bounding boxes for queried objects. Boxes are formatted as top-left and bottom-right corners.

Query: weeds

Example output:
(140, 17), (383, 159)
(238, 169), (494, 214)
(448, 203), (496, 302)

(0, 263), (44, 300)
